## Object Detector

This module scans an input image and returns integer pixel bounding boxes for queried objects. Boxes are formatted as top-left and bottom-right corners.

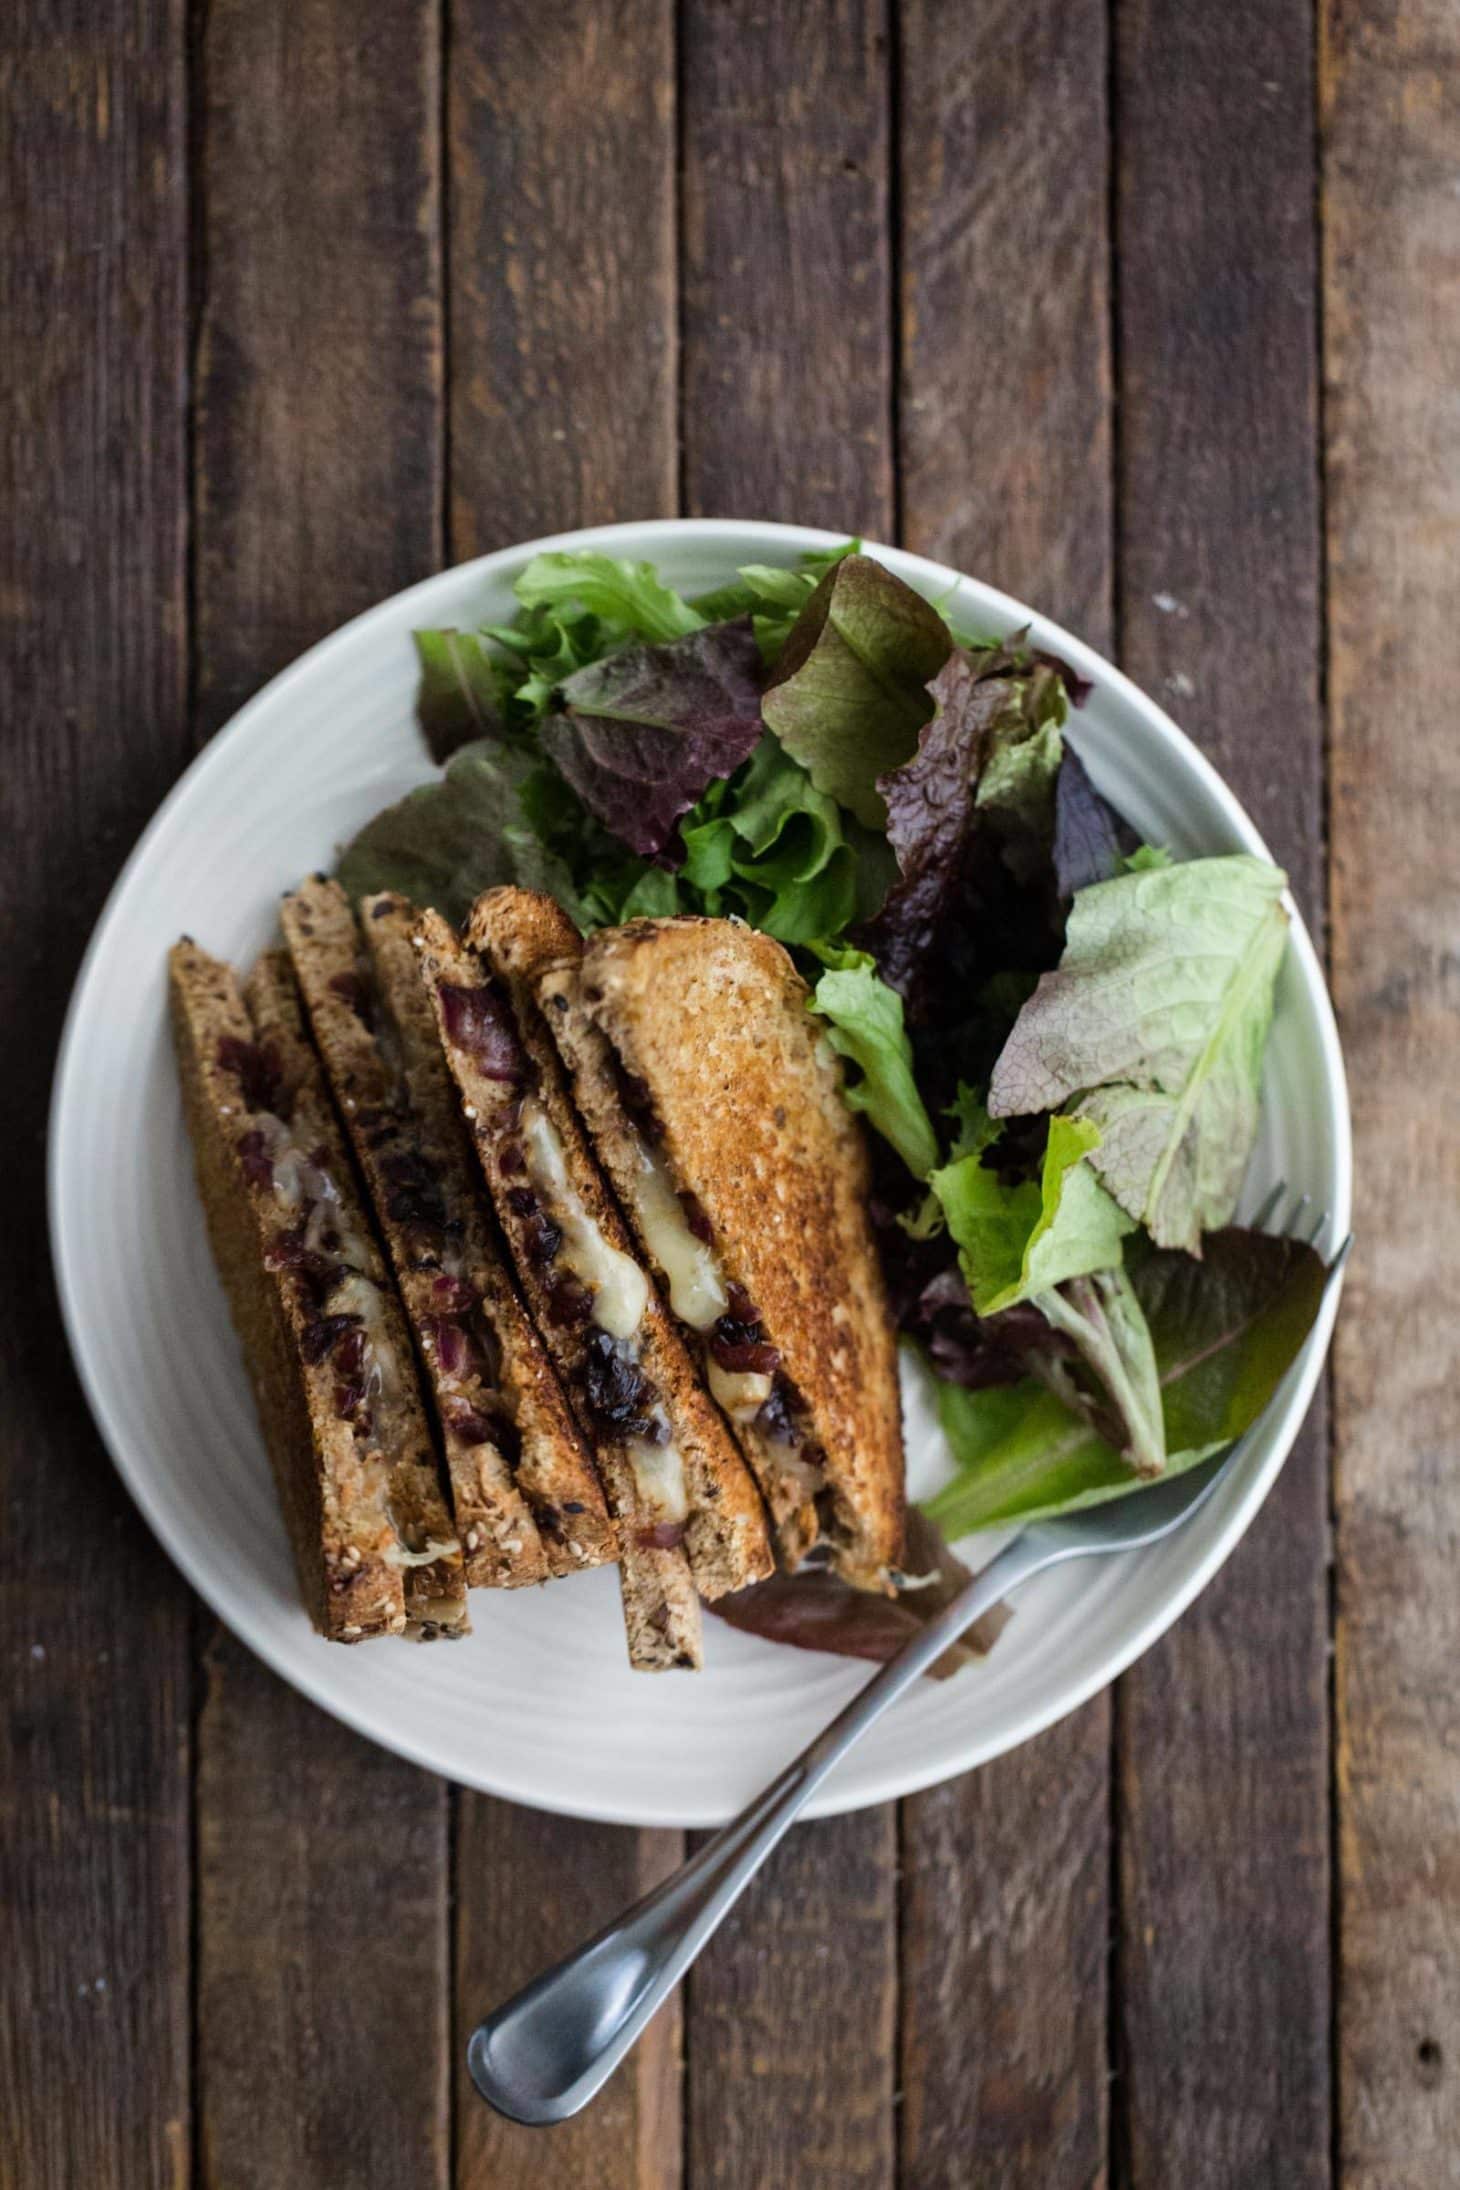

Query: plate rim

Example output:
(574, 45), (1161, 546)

(48, 515), (1353, 1825)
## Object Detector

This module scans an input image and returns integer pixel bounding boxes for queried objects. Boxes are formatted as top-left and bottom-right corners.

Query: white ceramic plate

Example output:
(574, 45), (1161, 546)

(50, 519), (1350, 1827)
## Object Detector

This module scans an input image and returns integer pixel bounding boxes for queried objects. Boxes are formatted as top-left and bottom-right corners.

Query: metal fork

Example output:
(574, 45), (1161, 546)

(467, 1188), (1346, 2127)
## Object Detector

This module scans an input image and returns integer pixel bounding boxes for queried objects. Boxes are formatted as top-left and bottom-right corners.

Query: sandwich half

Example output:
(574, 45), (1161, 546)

(550, 913), (905, 1591)
(279, 877), (614, 1588)
(414, 898), (773, 1669)
(169, 939), (468, 1639)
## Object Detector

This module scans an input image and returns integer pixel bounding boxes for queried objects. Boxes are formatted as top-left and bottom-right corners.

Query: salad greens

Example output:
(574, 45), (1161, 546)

(988, 853), (1289, 1253)
(339, 541), (1324, 1543)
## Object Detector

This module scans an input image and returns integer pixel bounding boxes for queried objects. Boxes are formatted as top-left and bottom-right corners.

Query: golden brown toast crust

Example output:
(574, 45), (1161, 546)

(413, 907), (710, 1669)
(281, 878), (612, 1588)
(530, 944), (819, 1568)
(579, 916), (906, 1589)
(466, 889), (773, 1605)
(170, 941), (402, 1640)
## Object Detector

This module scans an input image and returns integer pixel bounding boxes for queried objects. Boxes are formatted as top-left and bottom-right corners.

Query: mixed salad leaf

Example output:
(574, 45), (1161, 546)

(339, 541), (1326, 1643)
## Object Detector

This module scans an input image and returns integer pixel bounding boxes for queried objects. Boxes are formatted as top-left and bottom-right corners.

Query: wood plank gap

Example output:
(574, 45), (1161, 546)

(437, 0), (453, 566)
(1103, 16), (1126, 2184)
(1308, 12), (1341, 2184)
(885, 0), (905, 546)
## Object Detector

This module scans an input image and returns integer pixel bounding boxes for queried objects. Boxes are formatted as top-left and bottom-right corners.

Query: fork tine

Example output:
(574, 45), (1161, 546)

(1252, 1180), (1287, 1231)
(1304, 1206), (1328, 1248)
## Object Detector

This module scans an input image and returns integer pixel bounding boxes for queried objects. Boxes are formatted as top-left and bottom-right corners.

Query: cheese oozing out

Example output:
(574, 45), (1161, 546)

(617, 1123), (775, 1426)
(518, 1099), (689, 1523)
(520, 1099), (648, 1339)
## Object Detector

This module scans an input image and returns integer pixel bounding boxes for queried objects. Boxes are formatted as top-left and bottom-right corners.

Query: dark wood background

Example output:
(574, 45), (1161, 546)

(3, 2), (1454, 2184)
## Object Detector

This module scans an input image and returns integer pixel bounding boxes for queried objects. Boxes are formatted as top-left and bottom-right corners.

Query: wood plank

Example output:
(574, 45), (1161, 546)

(193, 0), (444, 740)
(679, 0), (894, 533)
(446, 0), (677, 556)
(456, 1805), (683, 2189)
(678, 8), (897, 2184)
(191, 7), (450, 2183)
(1113, 3), (1330, 2183)
(0, 8), (192, 2185)
(444, 7), (683, 2184)
(198, 1638), (450, 2188)
(894, 9), (1115, 2183)
(897, 0), (1114, 642)
(1322, 1), (1460, 2180)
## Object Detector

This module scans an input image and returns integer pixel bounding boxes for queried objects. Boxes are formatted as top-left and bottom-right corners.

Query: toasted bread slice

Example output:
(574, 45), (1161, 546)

(576, 917), (906, 1590)
(170, 940), (468, 1639)
(415, 904), (769, 1667)
(465, 890), (773, 1606)
(528, 932), (812, 1568)
(280, 879), (612, 1588)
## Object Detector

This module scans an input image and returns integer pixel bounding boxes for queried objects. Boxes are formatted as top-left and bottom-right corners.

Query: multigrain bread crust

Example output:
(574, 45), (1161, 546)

(280, 878), (612, 1587)
(465, 889), (773, 1605)
(242, 952), (467, 1635)
(359, 893), (616, 1573)
(579, 916), (907, 1591)
(169, 940), (466, 1639)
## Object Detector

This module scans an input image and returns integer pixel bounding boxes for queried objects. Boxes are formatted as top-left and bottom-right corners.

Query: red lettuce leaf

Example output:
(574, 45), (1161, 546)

(1051, 743), (1139, 900)
(540, 617), (765, 858)
(710, 1510), (1008, 1679)
(858, 646), (1065, 1025)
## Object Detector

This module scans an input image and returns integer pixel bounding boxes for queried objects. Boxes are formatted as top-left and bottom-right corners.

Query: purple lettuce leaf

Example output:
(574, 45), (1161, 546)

(857, 646), (1066, 1026)
(1051, 743), (1140, 900)
(710, 1508), (1008, 1679)
(760, 554), (953, 826)
(539, 616), (766, 859)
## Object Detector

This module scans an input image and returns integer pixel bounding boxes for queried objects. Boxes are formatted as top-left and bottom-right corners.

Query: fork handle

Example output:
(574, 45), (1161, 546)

(466, 1527), (1050, 2126)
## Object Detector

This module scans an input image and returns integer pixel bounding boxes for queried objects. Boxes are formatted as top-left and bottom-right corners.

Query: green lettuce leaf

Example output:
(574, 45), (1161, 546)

(923, 1225), (1330, 1534)
(930, 1113), (1133, 1316)
(944, 1084), (1002, 1161)
(335, 739), (582, 925)
(414, 629), (506, 761)
(692, 542), (861, 660)
(930, 1116), (1160, 1473)
(762, 554), (952, 825)
(807, 945), (940, 1180)
(989, 854), (1289, 1252)
(511, 550), (704, 644)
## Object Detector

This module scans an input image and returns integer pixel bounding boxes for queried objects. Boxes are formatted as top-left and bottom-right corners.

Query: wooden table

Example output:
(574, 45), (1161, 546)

(3, 3), (1454, 2184)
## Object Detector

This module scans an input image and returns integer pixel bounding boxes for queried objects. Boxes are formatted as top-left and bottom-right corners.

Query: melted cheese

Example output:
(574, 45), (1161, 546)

(707, 1361), (774, 1423)
(625, 1425), (689, 1525)
(630, 1138), (728, 1330)
(520, 1099), (648, 1340)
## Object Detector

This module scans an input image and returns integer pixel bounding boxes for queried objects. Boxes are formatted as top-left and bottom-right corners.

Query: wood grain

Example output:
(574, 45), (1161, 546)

(191, 7), (451, 2183)
(895, 8), (1115, 2185)
(898, 0), (1114, 642)
(446, 0), (676, 556)
(197, 1639), (449, 2189)
(680, 0), (894, 533)
(456, 1805), (683, 2189)
(1323, 0), (1460, 2179)
(192, 0), (444, 740)
(0, 8), (192, 2185)
(1113, 3), (1330, 2182)
(678, 9), (897, 2183)
(444, 7), (684, 2182)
